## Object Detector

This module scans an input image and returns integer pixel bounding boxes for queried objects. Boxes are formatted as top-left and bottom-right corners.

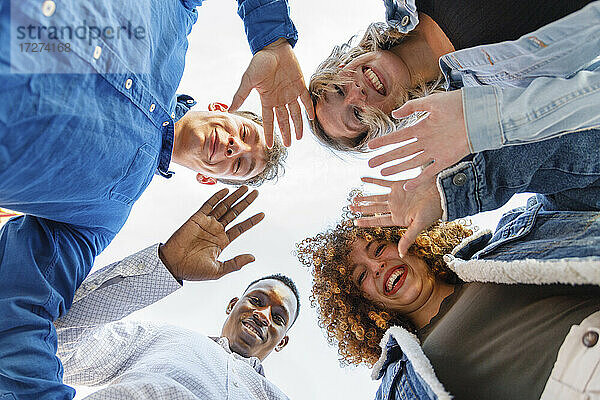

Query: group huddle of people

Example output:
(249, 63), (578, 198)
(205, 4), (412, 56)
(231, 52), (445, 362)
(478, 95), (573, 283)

(1, 0), (599, 399)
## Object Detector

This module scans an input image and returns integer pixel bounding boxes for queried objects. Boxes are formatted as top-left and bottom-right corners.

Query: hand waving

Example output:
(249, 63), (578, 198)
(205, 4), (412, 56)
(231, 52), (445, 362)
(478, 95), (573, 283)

(229, 38), (315, 148)
(367, 90), (470, 191)
(159, 186), (264, 281)
(351, 177), (442, 257)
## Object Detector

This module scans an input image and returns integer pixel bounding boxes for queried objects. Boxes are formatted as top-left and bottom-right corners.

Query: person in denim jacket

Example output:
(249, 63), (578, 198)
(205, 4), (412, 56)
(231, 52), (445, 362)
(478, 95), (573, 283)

(299, 159), (600, 399)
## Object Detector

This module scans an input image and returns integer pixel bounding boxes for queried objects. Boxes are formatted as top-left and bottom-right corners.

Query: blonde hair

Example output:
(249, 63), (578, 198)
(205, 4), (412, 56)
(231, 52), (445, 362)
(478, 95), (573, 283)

(309, 22), (443, 152)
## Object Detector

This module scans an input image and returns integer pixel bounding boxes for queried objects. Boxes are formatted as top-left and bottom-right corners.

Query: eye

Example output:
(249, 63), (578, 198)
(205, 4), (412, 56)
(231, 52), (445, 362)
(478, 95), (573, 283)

(234, 158), (242, 174)
(249, 296), (261, 306)
(242, 126), (248, 142)
(375, 243), (386, 257)
(357, 270), (367, 286)
(333, 84), (345, 97)
(274, 314), (285, 326)
(353, 106), (362, 122)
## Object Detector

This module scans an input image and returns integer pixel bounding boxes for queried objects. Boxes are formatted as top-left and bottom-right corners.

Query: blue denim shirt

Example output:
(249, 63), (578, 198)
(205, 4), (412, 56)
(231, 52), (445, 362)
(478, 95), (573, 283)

(384, 0), (600, 154)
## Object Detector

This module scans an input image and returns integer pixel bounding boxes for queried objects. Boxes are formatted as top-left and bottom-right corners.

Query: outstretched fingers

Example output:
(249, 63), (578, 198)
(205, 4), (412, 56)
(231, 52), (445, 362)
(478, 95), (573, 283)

(221, 190), (259, 227)
(198, 188), (230, 216)
(226, 212), (265, 242)
(210, 186), (249, 220)
(353, 214), (395, 227)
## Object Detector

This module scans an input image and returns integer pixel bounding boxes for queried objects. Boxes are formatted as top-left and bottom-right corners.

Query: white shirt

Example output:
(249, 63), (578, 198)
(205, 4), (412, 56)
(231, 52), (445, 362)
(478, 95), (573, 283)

(55, 245), (290, 400)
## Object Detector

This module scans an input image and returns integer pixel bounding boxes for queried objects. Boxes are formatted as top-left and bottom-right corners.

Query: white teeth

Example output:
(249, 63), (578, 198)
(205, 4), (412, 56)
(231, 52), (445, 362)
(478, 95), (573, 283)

(245, 322), (261, 338)
(365, 68), (384, 91)
(386, 268), (404, 292)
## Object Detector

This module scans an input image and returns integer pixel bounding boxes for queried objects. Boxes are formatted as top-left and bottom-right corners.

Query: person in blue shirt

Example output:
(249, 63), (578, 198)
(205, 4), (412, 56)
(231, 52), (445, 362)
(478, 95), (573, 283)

(0, 0), (311, 398)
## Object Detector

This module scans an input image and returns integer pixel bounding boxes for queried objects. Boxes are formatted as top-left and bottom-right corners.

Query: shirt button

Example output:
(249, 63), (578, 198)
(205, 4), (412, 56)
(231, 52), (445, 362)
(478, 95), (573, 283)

(452, 172), (467, 186)
(93, 46), (102, 60)
(162, 121), (170, 126)
(582, 330), (599, 347)
(186, 99), (194, 104)
(42, 0), (56, 17)
(401, 15), (410, 26)
(149, 103), (156, 112)
(171, 112), (176, 119)
(125, 79), (133, 89)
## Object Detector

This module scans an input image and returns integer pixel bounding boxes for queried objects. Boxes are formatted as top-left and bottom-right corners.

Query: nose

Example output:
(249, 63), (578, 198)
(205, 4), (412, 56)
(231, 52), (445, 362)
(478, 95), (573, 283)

(225, 137), (247, 158)
(367, 262), (385, 278)
(253, 307), (271, 326)
(345, 81), (366, 105)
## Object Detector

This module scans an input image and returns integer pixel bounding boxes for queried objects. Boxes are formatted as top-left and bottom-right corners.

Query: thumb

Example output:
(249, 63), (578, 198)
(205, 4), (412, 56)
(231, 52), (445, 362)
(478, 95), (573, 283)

(220, 254), (256, 277)
(397, 223), (421, 258)
(230, 73), (253, 112)
(391, 99), (422, 119)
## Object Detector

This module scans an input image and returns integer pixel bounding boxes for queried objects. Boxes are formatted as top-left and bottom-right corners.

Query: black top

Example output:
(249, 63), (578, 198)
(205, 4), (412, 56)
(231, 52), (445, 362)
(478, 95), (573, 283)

(419, 282), (600, 400)
(416, 0), (593, 50)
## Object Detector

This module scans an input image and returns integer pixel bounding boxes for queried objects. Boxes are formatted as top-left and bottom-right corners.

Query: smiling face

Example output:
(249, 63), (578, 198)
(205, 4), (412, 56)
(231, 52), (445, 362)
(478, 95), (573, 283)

(221, 279), (298, 361)
(349, 238), (440, 319)
(315, 50), (411, 142)
(173, 111), (268, 181)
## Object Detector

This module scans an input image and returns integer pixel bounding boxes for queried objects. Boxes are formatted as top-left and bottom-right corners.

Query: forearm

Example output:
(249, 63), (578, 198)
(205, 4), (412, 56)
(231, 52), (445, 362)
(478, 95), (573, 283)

(463, 71), (600, 153)
(237, 0), (298, 54)
(55, 244), (181, 360)
(437, 128), (600, 220)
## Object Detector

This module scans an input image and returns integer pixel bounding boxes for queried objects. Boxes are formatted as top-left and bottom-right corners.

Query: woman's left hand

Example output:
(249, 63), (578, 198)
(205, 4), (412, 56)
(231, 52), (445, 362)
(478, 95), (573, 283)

(367, 90), (470, 191)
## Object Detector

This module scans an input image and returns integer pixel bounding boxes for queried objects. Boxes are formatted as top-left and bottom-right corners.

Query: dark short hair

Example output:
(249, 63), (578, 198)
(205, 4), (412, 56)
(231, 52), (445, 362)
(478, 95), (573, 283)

(218, 111), (288, 187)
(244, 274), (301, 326)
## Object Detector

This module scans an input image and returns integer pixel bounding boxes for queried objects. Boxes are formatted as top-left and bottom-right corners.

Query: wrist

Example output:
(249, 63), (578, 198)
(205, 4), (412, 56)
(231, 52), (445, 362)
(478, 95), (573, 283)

(158, 243), (180, 281)
(264, 37), (289, 50)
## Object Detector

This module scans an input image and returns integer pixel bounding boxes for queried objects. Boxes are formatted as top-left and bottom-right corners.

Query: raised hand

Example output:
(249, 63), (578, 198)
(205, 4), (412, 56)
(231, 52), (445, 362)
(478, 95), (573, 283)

(367, 90), (470, 191)
(229, 38), (315, 148)
(159, 186), (264, 281)
(351, 177), (442, 257)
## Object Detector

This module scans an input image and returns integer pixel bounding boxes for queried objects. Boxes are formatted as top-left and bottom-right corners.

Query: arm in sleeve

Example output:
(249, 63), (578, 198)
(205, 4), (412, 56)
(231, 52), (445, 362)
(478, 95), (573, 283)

(437, 128), (600, 221)
(55, 244), (181, 366)
(237, 0), (298, 54)
(463, 70), (600, 153)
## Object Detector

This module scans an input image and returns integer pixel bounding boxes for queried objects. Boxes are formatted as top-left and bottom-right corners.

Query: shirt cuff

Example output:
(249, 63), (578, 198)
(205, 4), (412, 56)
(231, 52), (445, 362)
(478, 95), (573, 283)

(237, 0), (298, 54)
(436, 158), (485, 221)
(73, 244), (181, 304)
(462, 86), (505, 153)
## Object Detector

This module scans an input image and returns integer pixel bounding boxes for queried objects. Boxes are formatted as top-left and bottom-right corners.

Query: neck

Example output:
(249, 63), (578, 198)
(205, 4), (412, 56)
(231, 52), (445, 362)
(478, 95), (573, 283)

(172, 117), (185, 166)
(392, 12), (455, 84)
(408, 280), (456, 329)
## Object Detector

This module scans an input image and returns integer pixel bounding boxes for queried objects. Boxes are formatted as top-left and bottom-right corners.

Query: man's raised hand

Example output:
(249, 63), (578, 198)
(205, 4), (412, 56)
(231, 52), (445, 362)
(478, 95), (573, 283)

(159, 186), (264, 281)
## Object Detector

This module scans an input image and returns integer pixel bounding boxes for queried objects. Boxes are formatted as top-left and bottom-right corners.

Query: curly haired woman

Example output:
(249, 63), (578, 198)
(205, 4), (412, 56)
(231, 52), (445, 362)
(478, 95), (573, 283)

(298, 204), (600, 400)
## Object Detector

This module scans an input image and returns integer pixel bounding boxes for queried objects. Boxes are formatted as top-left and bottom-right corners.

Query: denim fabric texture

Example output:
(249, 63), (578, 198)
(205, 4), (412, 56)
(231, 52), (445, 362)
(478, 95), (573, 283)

(0, 0), (295, 398)
(438, 1), (600, 152)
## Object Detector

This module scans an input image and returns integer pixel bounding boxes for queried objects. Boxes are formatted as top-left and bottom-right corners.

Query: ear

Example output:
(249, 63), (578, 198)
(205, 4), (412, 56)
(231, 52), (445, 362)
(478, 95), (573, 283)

(196, 173), (217, 185)
(208, 102), (229, 112)
(226, 297), (239, 315)
(274, 335), (289, 352)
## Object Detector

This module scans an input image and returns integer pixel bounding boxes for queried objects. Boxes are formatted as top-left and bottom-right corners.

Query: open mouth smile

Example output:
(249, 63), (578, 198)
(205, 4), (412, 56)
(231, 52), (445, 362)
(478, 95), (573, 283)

(242, 320), (264, 341)
(383, 266), (407, 295)
(363, 66), (386, 96)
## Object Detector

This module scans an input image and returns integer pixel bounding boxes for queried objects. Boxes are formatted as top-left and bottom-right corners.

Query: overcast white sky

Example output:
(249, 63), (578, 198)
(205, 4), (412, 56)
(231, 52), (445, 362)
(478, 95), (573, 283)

(74, 1), (531, 398)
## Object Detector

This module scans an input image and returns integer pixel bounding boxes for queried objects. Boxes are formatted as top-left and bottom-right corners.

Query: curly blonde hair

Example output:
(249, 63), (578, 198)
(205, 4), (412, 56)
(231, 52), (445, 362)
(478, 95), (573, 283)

(308, 22), (443, 152)
(296, 217), (472, 366)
